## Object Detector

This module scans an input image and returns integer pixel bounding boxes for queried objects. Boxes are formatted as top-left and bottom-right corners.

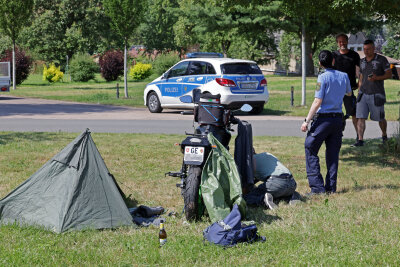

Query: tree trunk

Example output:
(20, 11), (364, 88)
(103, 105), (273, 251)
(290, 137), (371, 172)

(305, 33), (314, 76)
(124, 42), (128, 98)
(301, 24), (306, 106)
(221, 40), (231, 58)
(12, 41), (16, 90)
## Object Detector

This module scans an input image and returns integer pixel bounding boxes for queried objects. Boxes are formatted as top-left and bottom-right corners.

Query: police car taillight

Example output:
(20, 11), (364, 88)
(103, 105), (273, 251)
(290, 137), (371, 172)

(1, 87), (8, 91)
(215, 78), (236, 87)
(260, 78), (267, 87)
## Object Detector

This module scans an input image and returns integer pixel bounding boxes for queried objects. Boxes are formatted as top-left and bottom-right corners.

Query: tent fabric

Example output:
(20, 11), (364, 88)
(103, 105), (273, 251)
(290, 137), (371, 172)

(201, 133), (247, 223)
(0, 129), (133, 233)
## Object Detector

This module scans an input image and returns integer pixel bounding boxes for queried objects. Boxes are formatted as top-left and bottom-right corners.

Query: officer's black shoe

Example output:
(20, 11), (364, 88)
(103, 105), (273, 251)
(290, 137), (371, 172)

(382, 135), (388, 144)
(351, 140), (364, 147)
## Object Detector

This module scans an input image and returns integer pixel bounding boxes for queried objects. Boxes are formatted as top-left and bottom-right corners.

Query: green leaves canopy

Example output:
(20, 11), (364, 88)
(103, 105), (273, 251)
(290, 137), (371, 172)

(103, 0), (145, 44)
(0, 0), (34, 42)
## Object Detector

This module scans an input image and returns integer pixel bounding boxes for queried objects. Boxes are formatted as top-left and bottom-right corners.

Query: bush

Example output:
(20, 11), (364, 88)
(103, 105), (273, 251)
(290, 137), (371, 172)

(0, 47), (33, 85)
(129, 62), (152, 81)
(43, 63), (64, 83)
(153, 52), (180, 76)
(69, 53), (99, 82)
(99, 50), (124, 81)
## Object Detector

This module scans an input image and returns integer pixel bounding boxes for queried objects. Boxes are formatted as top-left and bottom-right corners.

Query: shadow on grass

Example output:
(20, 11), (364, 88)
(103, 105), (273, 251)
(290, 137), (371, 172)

(246, 206), (282, 224)
(386, 100), (400, 105)
(341, 139), (400, 170)
(0, 132), (71, 145)
(337, 183), (400, 194)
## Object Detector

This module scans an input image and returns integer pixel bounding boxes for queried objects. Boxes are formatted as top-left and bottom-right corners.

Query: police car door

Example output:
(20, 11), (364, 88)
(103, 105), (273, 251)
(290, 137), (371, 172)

(183, 61), (208, 94)
(161, 61), (189, 104)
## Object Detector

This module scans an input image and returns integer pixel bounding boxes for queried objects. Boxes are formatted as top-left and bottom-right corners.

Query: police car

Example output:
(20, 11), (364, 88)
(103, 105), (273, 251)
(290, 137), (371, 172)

(144, 53), (269, 114)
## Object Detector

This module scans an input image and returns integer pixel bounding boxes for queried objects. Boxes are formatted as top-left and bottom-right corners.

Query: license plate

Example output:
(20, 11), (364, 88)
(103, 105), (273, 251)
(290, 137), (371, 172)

(239, 82), (258, 89)
(184, 146), (205, 163)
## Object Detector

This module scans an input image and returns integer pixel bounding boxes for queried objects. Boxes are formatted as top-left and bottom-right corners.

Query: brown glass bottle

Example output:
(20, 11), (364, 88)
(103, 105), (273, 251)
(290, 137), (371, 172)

(159, 222), (167, 247)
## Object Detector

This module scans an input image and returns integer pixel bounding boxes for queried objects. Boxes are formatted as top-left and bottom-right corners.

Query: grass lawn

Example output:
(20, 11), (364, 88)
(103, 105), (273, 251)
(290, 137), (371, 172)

(0, 132), (399, 266)
(8, 74), (400, 121)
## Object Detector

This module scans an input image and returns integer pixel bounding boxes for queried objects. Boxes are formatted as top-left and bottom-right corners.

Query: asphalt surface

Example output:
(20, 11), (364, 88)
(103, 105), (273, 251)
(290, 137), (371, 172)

(0, 95), (398, 139)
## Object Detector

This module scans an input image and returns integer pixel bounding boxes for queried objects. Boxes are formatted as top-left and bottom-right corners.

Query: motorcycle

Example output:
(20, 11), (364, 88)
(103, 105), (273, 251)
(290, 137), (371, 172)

(166, 89), (252, 221)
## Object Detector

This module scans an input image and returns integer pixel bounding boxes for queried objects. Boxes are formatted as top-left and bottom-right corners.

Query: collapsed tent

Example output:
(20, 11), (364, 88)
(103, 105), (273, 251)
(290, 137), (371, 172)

(0, 129), (133, 233)
(201, 133), (247, 223)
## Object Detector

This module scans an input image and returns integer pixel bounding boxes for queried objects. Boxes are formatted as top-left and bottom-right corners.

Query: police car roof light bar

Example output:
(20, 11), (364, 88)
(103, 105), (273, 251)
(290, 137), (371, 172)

(185, 52), (224, 58)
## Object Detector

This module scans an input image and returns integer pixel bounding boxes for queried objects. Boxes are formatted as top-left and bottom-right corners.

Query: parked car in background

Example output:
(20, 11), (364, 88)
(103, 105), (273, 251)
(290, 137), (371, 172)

(144, 53), (268, 114)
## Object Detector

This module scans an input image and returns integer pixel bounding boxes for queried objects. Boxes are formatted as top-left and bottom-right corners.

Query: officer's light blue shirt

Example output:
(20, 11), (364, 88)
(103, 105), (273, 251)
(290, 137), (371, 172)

(315, 69), (351, 113)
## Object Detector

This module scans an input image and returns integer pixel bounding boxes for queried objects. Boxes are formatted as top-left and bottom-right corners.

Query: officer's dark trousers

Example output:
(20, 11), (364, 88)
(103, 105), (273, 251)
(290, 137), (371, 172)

(305, 117), (343, 193)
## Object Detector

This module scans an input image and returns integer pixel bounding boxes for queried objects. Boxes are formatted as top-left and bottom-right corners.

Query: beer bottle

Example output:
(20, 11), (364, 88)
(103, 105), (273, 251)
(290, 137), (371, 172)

(159, 221), (167, 247)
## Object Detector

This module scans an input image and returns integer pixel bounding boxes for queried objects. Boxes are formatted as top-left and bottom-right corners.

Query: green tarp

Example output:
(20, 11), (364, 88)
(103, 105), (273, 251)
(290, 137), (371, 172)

(0, 129), (133, 233)
(201, 133), (246, 223)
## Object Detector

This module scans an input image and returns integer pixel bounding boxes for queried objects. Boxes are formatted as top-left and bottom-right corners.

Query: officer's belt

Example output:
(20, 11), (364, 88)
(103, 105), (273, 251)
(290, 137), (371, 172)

(269, 174), (293, 180)
(314, 113), (343, 119)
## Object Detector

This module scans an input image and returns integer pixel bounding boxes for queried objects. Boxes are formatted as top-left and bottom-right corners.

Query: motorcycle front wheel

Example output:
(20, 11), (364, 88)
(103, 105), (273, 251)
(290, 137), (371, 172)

(183, 165), (204, 221)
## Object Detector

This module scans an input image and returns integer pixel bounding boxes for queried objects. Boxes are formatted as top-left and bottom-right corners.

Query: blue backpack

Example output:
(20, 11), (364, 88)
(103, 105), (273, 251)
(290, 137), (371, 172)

(203, 204), (265, 247)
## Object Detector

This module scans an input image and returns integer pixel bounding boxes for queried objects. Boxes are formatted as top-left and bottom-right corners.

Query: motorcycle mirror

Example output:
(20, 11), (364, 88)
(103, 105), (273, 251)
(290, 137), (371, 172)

(240, 104), (253, 112)
(179, 95), (193, 103)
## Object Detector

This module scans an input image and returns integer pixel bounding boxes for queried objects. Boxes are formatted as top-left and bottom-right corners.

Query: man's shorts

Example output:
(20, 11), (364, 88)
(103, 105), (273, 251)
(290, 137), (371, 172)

(356, 93), (385, 121)
(343, 92), (356, 116)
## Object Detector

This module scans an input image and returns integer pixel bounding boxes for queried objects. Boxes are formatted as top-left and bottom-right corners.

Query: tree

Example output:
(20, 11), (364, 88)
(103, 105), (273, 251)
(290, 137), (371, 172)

(140, 0), (179, 53)
(382, 21), (400, 59)
(0, 0), (34, 89)
(276, 32), (300, 75)
(280, 0), (373, 105)
(103, 0), (145, 98)
(19, 0), (121, 67)
(175, 0), (281, 60)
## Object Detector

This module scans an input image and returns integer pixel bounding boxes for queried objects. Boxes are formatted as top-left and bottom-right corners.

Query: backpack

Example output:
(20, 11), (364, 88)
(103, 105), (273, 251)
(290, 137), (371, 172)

(203, 204), (265, 247)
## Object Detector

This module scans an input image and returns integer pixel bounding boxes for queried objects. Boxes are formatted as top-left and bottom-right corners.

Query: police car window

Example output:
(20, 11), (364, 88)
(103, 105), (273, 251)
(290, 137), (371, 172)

(188, 61), (207, 75)
(221, 63), (262, 75)
(169, 61), (189, 78)
(206, 63), (216, 74)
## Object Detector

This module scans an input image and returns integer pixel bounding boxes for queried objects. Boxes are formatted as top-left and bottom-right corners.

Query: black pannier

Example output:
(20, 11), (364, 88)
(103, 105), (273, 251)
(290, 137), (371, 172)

(194, 93), (228, 126)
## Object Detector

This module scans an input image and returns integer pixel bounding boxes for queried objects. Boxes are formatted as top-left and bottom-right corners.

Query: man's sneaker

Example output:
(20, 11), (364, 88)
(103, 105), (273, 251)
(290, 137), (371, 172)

(351, 140), (364, 147)
(382, 135), (388, 144)
(264, 193), (278, 210)
(289, 191), (302, 205)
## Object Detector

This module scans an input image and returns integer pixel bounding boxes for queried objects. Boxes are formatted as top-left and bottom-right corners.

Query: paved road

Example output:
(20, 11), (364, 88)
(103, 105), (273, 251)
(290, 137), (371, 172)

(0, 95), (398, 139)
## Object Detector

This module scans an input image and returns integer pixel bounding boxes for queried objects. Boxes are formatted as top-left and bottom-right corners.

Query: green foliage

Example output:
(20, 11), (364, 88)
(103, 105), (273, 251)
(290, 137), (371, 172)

(312, 35), (337, 68)
(276, 32), (301, 75)
(69, 53), (99, 82)
(19, 0), (122, 66)
(129, 62), (152, 81)
(153, 52), (180, 75)
(103, 0), (145, 43)
(175, 0), (280, 57)
(382, 21), (400, 59)
(0, 0), (34, 41)
(43, 63), (64, 83)
(140, 0), (179, 52)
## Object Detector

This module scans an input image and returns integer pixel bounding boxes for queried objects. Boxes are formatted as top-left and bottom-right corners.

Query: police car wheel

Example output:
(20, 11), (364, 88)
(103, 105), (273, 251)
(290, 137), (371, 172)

(249, 104), (264, 115)
(147, 92), (163, 113)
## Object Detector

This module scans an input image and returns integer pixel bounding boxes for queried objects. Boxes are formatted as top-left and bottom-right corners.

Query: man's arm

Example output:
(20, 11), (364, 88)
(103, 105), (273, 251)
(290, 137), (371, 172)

(369, 69), (392, 81)
(301, 98), (322, 132)
(358, 73), (363, 89)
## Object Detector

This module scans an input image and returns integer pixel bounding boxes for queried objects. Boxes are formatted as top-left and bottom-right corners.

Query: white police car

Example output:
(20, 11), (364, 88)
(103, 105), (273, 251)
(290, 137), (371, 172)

(144, 53), (268, 114)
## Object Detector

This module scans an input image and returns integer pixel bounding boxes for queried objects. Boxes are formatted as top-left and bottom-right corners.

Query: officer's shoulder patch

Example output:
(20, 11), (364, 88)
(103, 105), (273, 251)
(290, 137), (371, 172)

(316, 82), (321, 91)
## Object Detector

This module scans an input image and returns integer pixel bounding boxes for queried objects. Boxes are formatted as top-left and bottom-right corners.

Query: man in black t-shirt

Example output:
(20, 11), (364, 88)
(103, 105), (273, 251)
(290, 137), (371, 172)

(333, 33), (360, 139)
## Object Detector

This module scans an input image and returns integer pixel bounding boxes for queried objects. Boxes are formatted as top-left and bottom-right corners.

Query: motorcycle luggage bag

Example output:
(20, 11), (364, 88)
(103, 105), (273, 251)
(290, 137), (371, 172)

(196, 103), (225, 126)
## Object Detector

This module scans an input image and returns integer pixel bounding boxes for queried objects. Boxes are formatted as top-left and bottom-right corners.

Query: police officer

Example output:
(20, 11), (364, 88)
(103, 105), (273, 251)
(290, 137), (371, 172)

(301, 50), (352, 194)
